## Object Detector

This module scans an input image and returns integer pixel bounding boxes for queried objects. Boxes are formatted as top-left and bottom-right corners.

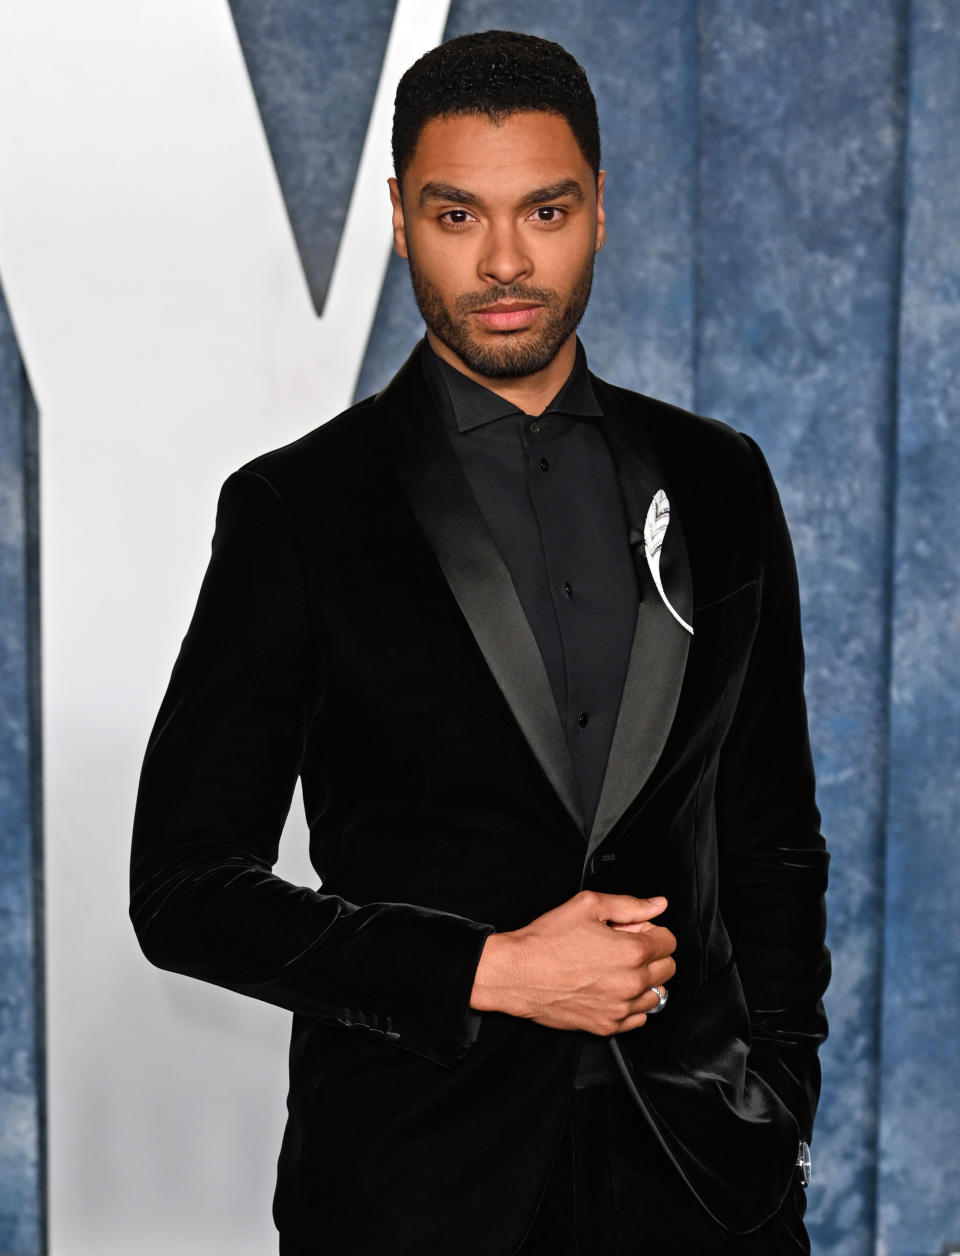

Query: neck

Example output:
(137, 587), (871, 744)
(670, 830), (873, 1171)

(425, 331), (577, 416)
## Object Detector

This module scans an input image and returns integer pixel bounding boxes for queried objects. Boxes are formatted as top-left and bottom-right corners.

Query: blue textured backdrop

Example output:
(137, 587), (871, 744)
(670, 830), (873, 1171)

(878, 2), (960, 1252)
(2, 2), (958, 1253)
(0, 276), (43, 1256)
(694, 5), (907, 1248)
(227, 0), (397, 314)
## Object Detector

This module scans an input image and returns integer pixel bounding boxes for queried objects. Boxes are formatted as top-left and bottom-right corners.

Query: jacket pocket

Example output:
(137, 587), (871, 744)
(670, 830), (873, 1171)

(693, 579), (759, 635)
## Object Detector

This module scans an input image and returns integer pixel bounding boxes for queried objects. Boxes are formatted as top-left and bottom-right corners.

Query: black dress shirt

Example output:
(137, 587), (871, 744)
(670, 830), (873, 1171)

(421, 339), (639, 1087)
(420, 338), (639, 834)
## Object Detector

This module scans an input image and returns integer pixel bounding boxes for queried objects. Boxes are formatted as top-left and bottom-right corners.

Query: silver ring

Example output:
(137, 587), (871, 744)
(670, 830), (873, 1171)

(647, 985), (668, 1014)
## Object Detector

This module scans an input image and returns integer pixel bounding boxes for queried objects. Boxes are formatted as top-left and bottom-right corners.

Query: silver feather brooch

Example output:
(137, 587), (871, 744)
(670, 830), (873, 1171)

(644, 490), (694, 635)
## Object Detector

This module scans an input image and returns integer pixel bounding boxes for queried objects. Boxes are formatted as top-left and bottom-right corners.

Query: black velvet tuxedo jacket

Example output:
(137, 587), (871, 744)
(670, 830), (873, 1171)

(130, 341), (830, 1255)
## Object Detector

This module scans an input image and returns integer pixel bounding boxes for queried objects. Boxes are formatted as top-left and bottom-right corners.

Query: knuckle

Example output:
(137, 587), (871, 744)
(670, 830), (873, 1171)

(577, 889), (601, 910)
(617, 977), (642, 1002)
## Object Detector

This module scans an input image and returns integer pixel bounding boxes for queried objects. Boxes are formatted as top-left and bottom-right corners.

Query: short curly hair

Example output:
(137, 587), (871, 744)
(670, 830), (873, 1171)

(392, 30), (600, 187)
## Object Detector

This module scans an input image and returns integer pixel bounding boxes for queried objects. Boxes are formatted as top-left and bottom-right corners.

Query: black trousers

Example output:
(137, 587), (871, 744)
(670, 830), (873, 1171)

(516, 1078), (810, 1256)
(279, 1078), (810, 1255)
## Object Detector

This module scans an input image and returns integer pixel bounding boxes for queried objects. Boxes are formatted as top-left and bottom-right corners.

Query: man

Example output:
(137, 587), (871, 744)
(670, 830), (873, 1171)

(131, 29), (829, 1255)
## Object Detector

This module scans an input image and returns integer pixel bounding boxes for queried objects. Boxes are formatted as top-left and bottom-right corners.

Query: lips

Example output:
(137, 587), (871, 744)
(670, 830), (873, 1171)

(471, 303), (543, 331)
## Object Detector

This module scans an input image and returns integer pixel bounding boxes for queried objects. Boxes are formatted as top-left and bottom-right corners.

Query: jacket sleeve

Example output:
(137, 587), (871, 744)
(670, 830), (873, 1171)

(714, 436), (831, 1142)
(130, 469), (493, 1067)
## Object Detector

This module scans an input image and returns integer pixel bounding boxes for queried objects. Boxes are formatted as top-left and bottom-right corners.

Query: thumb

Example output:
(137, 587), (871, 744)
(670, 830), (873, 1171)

(587, 893), (667, 927)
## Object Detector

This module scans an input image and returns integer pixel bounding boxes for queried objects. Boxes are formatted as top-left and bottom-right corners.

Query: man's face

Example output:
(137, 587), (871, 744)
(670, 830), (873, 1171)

(389, 110), (605, 381)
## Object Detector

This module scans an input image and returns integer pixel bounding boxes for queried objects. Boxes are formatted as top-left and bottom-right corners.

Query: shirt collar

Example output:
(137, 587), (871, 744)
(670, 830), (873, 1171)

(420, 336), (603, 435)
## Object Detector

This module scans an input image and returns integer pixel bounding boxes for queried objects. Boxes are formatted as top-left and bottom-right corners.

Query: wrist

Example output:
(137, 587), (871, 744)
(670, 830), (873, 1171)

(469, 931), (522, 1014)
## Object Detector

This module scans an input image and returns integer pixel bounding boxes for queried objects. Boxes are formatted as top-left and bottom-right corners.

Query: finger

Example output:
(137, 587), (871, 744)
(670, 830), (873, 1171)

(640, 925), (677, 957)
(610, 920), (663, 933)
(585, 892), (667, 926)
(610, 1011), (648, 1034)
(644, 956), (676, 987)
(612, 923), (676, 960)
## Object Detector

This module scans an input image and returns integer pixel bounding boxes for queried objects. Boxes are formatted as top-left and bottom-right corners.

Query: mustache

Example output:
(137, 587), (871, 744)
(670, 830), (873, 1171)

(454, 286), (557, 315)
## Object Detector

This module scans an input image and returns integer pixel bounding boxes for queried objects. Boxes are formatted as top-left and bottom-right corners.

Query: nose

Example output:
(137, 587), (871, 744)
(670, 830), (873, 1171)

(479, 221), (532, 286)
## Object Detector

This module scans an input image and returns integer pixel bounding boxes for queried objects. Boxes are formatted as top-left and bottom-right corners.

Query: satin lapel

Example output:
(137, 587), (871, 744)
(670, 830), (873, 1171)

(375, 348), (584, 831)
(586, 381), (694, 859)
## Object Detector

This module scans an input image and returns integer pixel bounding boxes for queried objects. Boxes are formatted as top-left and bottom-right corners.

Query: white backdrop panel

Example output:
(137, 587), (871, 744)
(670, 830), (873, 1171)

(0, 1), (449, 1251)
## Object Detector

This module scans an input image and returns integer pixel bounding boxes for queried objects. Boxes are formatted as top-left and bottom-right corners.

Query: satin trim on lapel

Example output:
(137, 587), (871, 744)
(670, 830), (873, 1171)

(375, 348), (584, 832)
(586, 380), (694, 858)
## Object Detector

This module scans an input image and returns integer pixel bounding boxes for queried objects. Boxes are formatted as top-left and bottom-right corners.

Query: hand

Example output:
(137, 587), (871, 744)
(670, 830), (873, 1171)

(470, 890), (676, 1035)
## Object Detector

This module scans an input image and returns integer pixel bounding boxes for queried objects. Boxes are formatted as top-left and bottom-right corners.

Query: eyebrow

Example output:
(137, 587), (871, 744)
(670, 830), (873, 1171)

(417, 178), (586, 210)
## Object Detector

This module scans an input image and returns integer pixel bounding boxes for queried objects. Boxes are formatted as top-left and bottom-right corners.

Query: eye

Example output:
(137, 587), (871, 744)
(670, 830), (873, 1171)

(529, 206), (566, 223)
(440, 209), (478, 228)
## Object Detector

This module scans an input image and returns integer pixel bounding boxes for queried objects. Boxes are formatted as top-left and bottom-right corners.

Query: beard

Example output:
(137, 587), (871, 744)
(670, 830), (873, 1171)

(407, 251), (595, 380)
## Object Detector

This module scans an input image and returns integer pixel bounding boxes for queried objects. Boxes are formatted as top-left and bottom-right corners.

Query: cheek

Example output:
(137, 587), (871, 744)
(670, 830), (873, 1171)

(534, 236), (594, 284)
(410, 236), (469, 295)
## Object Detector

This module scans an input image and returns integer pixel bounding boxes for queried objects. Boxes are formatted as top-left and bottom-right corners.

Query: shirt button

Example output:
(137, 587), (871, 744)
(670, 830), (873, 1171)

(577, 712), (589, 729)
(528, 419), (547, 437)
(561, 581), (573, 599)
(538, 456), (550, 472)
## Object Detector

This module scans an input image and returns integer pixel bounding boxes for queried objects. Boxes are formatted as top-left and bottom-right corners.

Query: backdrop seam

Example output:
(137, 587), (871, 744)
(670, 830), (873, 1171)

(24, 365), (47, 1256)
(870, 1), (913, 1249)
(690, 0), (703, 417)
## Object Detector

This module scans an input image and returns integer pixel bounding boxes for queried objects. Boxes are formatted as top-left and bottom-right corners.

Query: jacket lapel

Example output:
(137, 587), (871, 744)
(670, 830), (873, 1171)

(586, 380), (694, 858)
(375, 347), (584, 831)
(373, 347), (693, 849)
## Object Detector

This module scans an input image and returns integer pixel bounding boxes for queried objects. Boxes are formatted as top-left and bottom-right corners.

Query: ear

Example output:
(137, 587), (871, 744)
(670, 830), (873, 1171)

(595, 169), (607, 252)
(388, 177), (408, 259)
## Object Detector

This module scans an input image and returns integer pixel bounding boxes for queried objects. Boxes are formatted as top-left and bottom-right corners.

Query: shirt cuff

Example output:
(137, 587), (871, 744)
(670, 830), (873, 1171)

(455, 1007), (483, 1058)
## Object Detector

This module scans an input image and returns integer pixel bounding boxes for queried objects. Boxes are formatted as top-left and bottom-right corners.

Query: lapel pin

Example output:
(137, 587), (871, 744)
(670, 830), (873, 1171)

(644, 490), (694, 635)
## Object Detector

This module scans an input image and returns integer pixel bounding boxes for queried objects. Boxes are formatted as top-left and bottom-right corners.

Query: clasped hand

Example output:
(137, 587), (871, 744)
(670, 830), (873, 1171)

(470, 891), (676, 1036)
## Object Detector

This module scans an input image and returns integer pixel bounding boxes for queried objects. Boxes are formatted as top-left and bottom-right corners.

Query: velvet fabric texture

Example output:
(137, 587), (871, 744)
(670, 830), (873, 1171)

(130, 342), (829, 1255)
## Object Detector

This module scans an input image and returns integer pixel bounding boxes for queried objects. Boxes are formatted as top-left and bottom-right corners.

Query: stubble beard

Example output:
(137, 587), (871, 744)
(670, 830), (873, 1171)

(407, 251), (595, 380)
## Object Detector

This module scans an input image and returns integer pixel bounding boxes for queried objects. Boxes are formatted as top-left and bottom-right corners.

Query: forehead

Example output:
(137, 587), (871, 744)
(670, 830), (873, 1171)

(404, 111), (591, 194)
